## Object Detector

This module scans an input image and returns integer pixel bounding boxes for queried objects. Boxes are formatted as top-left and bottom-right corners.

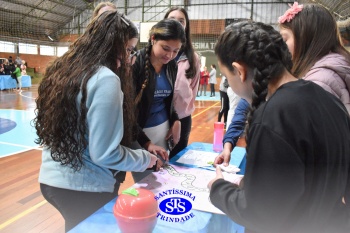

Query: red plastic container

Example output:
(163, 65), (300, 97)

(113, 188), (158, 233)
(213, 122), (225, 152)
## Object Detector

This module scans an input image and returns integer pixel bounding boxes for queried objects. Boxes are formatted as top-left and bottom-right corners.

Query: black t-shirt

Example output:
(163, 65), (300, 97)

(210, 79), (350, 233)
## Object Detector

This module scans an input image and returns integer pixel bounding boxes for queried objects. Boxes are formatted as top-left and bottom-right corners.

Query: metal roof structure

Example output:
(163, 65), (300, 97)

(0, 0), (349, 44)
(0, 0), (92, 43)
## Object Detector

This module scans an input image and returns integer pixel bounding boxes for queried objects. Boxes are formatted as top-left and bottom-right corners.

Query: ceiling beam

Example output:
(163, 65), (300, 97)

(1, 0), (73, 18)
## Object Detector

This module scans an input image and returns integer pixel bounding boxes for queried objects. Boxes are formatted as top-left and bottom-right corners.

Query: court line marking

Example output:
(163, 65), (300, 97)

(0, 200), (47, 230)
(0, 142), (42, 158)
(192, 102), (220, 119)
(0, 141), (38, 149)
(19, 91), (36, 100)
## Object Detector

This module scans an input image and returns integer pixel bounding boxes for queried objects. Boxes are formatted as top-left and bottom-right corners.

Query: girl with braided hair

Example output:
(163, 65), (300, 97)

(208, 21), (350, 233)
(131, 19), (186, 182)
(35, 11), (157, 231)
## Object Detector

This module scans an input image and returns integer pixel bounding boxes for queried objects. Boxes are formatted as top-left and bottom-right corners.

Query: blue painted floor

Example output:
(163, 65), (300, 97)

(195, 91), (220, 101)
(0, 109), (40, 158)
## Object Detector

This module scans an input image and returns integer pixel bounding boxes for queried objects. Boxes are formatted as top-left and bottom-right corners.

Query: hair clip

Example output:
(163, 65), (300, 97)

(278, 2), (303, 24)
(119, 14), (129, 27)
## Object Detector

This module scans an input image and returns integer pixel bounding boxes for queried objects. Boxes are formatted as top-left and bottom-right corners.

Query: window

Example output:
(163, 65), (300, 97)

(40, 45), (55, 56)
(19, 43), (38, 54)
(0, 41), (15, 53)
(57, 46), (69, 57)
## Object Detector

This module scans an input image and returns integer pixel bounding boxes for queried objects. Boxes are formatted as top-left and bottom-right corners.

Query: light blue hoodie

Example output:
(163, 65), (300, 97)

(39, 67), (151, 193)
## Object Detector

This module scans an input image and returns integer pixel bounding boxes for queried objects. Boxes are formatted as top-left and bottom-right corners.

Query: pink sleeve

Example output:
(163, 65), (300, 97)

(173, 54), (201, 119)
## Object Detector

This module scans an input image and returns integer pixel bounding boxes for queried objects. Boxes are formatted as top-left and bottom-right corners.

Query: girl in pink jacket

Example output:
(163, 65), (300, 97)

(164, 7), (201, 158)
(279, 2), (350, 113)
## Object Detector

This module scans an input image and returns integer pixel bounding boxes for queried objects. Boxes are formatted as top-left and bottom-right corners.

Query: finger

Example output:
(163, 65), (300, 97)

(207, 179), (213, 189)
(153, 157), (158, 166)
(213, 156), (223, 166)
(156, 162), (162, 171)
(223, 156), (230, 166)
(159, 150), (169, 161)
(216, 166), (223, 177)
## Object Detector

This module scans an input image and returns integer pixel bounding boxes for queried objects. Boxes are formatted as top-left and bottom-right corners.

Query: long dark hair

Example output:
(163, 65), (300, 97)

(279, 4), (350, 78)
(34, 11), (138, 170)
(215, 21), (292, 144)
(164, 6), (197, 79)
(134, 19), (186, 104)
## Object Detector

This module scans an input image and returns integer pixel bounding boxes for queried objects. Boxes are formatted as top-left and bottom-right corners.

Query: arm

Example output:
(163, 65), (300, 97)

(209, 125), (305, 232)
(223, 98), (249, 146)
(173, 55), (200, 119)
(214, 98), (249, 165)
(87, 69), (152, 172)
(13, 67), (20, 75)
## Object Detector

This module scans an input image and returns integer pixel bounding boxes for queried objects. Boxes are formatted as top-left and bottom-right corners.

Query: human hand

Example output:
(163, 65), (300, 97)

(214, 146), (231, 167)
(207, 166), (224, 190)
(166, 120), (181, 145)
(155, 158), (165, 171)
(147, 153), (158, 169)
(146, 142), (169, 163)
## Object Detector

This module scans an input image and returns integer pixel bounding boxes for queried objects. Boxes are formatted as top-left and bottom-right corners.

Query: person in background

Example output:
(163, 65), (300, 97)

(0, 61), (5, 75)
(208, 20), (350, 233)
(131, 19), (186, 181)
(8, 56), (15, 74)
(209, 64), (217, 97)
(20, 60), (27, 76)
(12, 63), (21, 91)
(92, 1), (117, 18)
(279, 2), (350, 113)
(34, 11), (157, 231)
(3, 59), (11, 75)
(198, 66), (209, 96)
(217, 75), (229, 127)
(226, 87), (240, 130)
(15, 56), (22, 66)
(164, 6), (201, 158)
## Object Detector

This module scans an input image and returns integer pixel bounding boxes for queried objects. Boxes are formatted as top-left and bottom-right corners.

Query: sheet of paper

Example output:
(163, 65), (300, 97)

(175, 149), (219, 167)
(133, 164), (243, 215)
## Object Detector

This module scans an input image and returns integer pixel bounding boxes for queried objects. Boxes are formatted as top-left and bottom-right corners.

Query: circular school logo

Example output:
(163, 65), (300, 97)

(154, 189), (195, 222)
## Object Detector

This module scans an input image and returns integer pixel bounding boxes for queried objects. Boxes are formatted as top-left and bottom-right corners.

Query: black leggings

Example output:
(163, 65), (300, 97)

(210, 83), (215, 96)
(170, 115), (192, 159)
(218, 90), (229, 124)
(40, 183), (119, 232)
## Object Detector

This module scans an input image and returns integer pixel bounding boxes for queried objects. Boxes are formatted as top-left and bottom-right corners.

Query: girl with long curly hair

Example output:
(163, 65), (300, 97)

(208, 21), (350, 233)
(34, 11), (157, 231)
